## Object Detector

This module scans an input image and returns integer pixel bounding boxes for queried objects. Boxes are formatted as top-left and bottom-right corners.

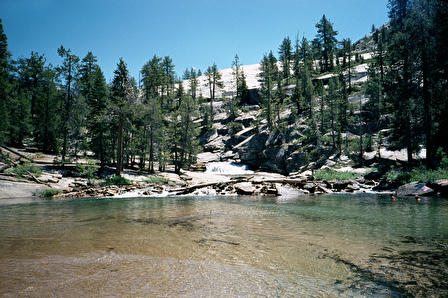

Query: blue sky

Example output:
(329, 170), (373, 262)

(1, 0), (389, 82)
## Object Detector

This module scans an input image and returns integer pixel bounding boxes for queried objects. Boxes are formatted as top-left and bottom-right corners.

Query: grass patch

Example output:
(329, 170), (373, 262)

(145, 176), (169, 184)
(102, 175), (131, 186)
(314, 168), (360, 181)
(386, 167), (448, 184)
(40, 189), (61, 198)
(5, 163), (42, 178)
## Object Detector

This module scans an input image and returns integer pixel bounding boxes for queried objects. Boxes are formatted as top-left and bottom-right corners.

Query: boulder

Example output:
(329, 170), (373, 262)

(234, 115), (256, 127)
(396, 181), (435, 197)
(235, 126), (256, 142)
(204, 136), (228, 152)
(234, 182), (255, 195)
(199, 128), (218, 146)
(239, 130), (269, 169)
(331, 180), (350, 190)
(260, 147), (286, 173)
(265, 132), (285, 147)
(285, 153), (310, 175)
(427, 179), (448, 196)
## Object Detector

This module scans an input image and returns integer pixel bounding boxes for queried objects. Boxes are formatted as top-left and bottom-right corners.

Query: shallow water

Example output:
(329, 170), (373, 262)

(0, 194), (447, 296)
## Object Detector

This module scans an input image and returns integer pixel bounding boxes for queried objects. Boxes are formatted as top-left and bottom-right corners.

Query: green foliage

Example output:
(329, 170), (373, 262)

(40, 189), (61, 198)
(259, 51), (279, 129)
(6, 163), (42, 178)
(145, 176), (169, 184)
(386, 166), (448, 185)
(314, 168), (360, 181)
(227, 121), (244, 135)
(315, 14), (338, 72)
(76, 159), (99, 180)
(102, 175), (131, 186)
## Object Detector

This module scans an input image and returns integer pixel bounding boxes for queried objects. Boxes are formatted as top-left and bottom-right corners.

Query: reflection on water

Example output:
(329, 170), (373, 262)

(0, 194), (447, 296)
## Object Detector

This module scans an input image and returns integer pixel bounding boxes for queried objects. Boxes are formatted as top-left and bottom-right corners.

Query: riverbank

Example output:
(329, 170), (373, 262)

(1, 145), (447, 200)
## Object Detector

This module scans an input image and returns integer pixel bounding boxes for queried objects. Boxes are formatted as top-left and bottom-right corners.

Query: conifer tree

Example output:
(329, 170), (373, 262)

(169, 93), (199, 173)
(57, 46), (79, 162)
(205, 63), (223, 119)
(259, 51), (278, 129)
(111, 58), (133, 176)
(278, 36), (292, 85)
(315, 15), (338, 72)
(0, 19), (10, 145)
(87, 65), (109, 168)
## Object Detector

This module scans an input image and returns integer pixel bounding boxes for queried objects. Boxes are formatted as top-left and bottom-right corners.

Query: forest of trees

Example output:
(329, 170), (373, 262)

(0, 0), (447, 176)
(0, 17), (250, 175)
(258, 0), (448, 169)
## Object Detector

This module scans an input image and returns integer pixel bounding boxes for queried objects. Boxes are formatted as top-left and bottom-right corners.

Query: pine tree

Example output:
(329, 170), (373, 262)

(385, 0), (415, 162)
(205, 63), (223, 119)
(0, 19), (10, 145)
(259, 51), (278, 129)
(111, 58), (133, 176)
(326, 77), (339, 149)
(433, 0), (448, 158)
(57, 46), (79, 162)
(161, 56), (175, 110)
(278, 36), (292, 85)
(87, 65), (109, 168)
(315, 15), (338, 73)
(188, 67), (199, 101)
(169, 94), (199, 173)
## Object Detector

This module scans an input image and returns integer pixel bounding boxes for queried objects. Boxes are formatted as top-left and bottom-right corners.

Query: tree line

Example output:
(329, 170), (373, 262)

(1, 0), (447, 175)
(0, 18), (250, 175)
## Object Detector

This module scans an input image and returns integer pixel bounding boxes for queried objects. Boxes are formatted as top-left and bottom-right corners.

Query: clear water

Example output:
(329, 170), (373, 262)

(0, 194), (447, 296)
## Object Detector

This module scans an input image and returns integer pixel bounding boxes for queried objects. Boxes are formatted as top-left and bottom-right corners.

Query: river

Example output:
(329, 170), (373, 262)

(0, 194), (447, 296)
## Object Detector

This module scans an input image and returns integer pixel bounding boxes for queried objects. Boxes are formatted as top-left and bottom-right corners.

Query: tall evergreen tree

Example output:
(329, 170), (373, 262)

(57, 46), (79, 162)
(0, 19), (10, 145)
(111, 58), (133, 176)
(169, 94), (199, 173)
(278, 36), (292, 85)
(205, 63), (223, 119)
(87, 65), (109, 168)
(259, 51), (279, 129)
(315, 15), (338, 73)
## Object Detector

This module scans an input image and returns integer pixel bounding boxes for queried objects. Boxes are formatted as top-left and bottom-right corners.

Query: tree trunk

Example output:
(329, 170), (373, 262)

(62, 56), (72, 163)
(116, 114), (123, 176)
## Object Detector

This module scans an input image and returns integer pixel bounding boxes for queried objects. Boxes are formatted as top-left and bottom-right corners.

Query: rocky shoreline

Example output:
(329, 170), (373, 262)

(1, 145), (447, 200)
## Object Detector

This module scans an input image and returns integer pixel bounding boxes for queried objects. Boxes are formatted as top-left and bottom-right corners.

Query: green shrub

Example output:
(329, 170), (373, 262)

(240, 106), (249, 113)
(227, 121), (244, 135)
(386, 166), (448, 184)
(102, 175), (131, 186)
(314, 168), (360, 181)
(6, 163), (42, 178)
(76, 159), (99, 180)
(145, 176), (169, 184)
(40, 189), (61, 198)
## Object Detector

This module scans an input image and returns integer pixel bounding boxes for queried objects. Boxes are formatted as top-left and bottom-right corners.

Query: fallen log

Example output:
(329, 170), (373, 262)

(0, 146), (34, 162)
(250, 178), (307, 186)
(0, 174), (28, 183)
